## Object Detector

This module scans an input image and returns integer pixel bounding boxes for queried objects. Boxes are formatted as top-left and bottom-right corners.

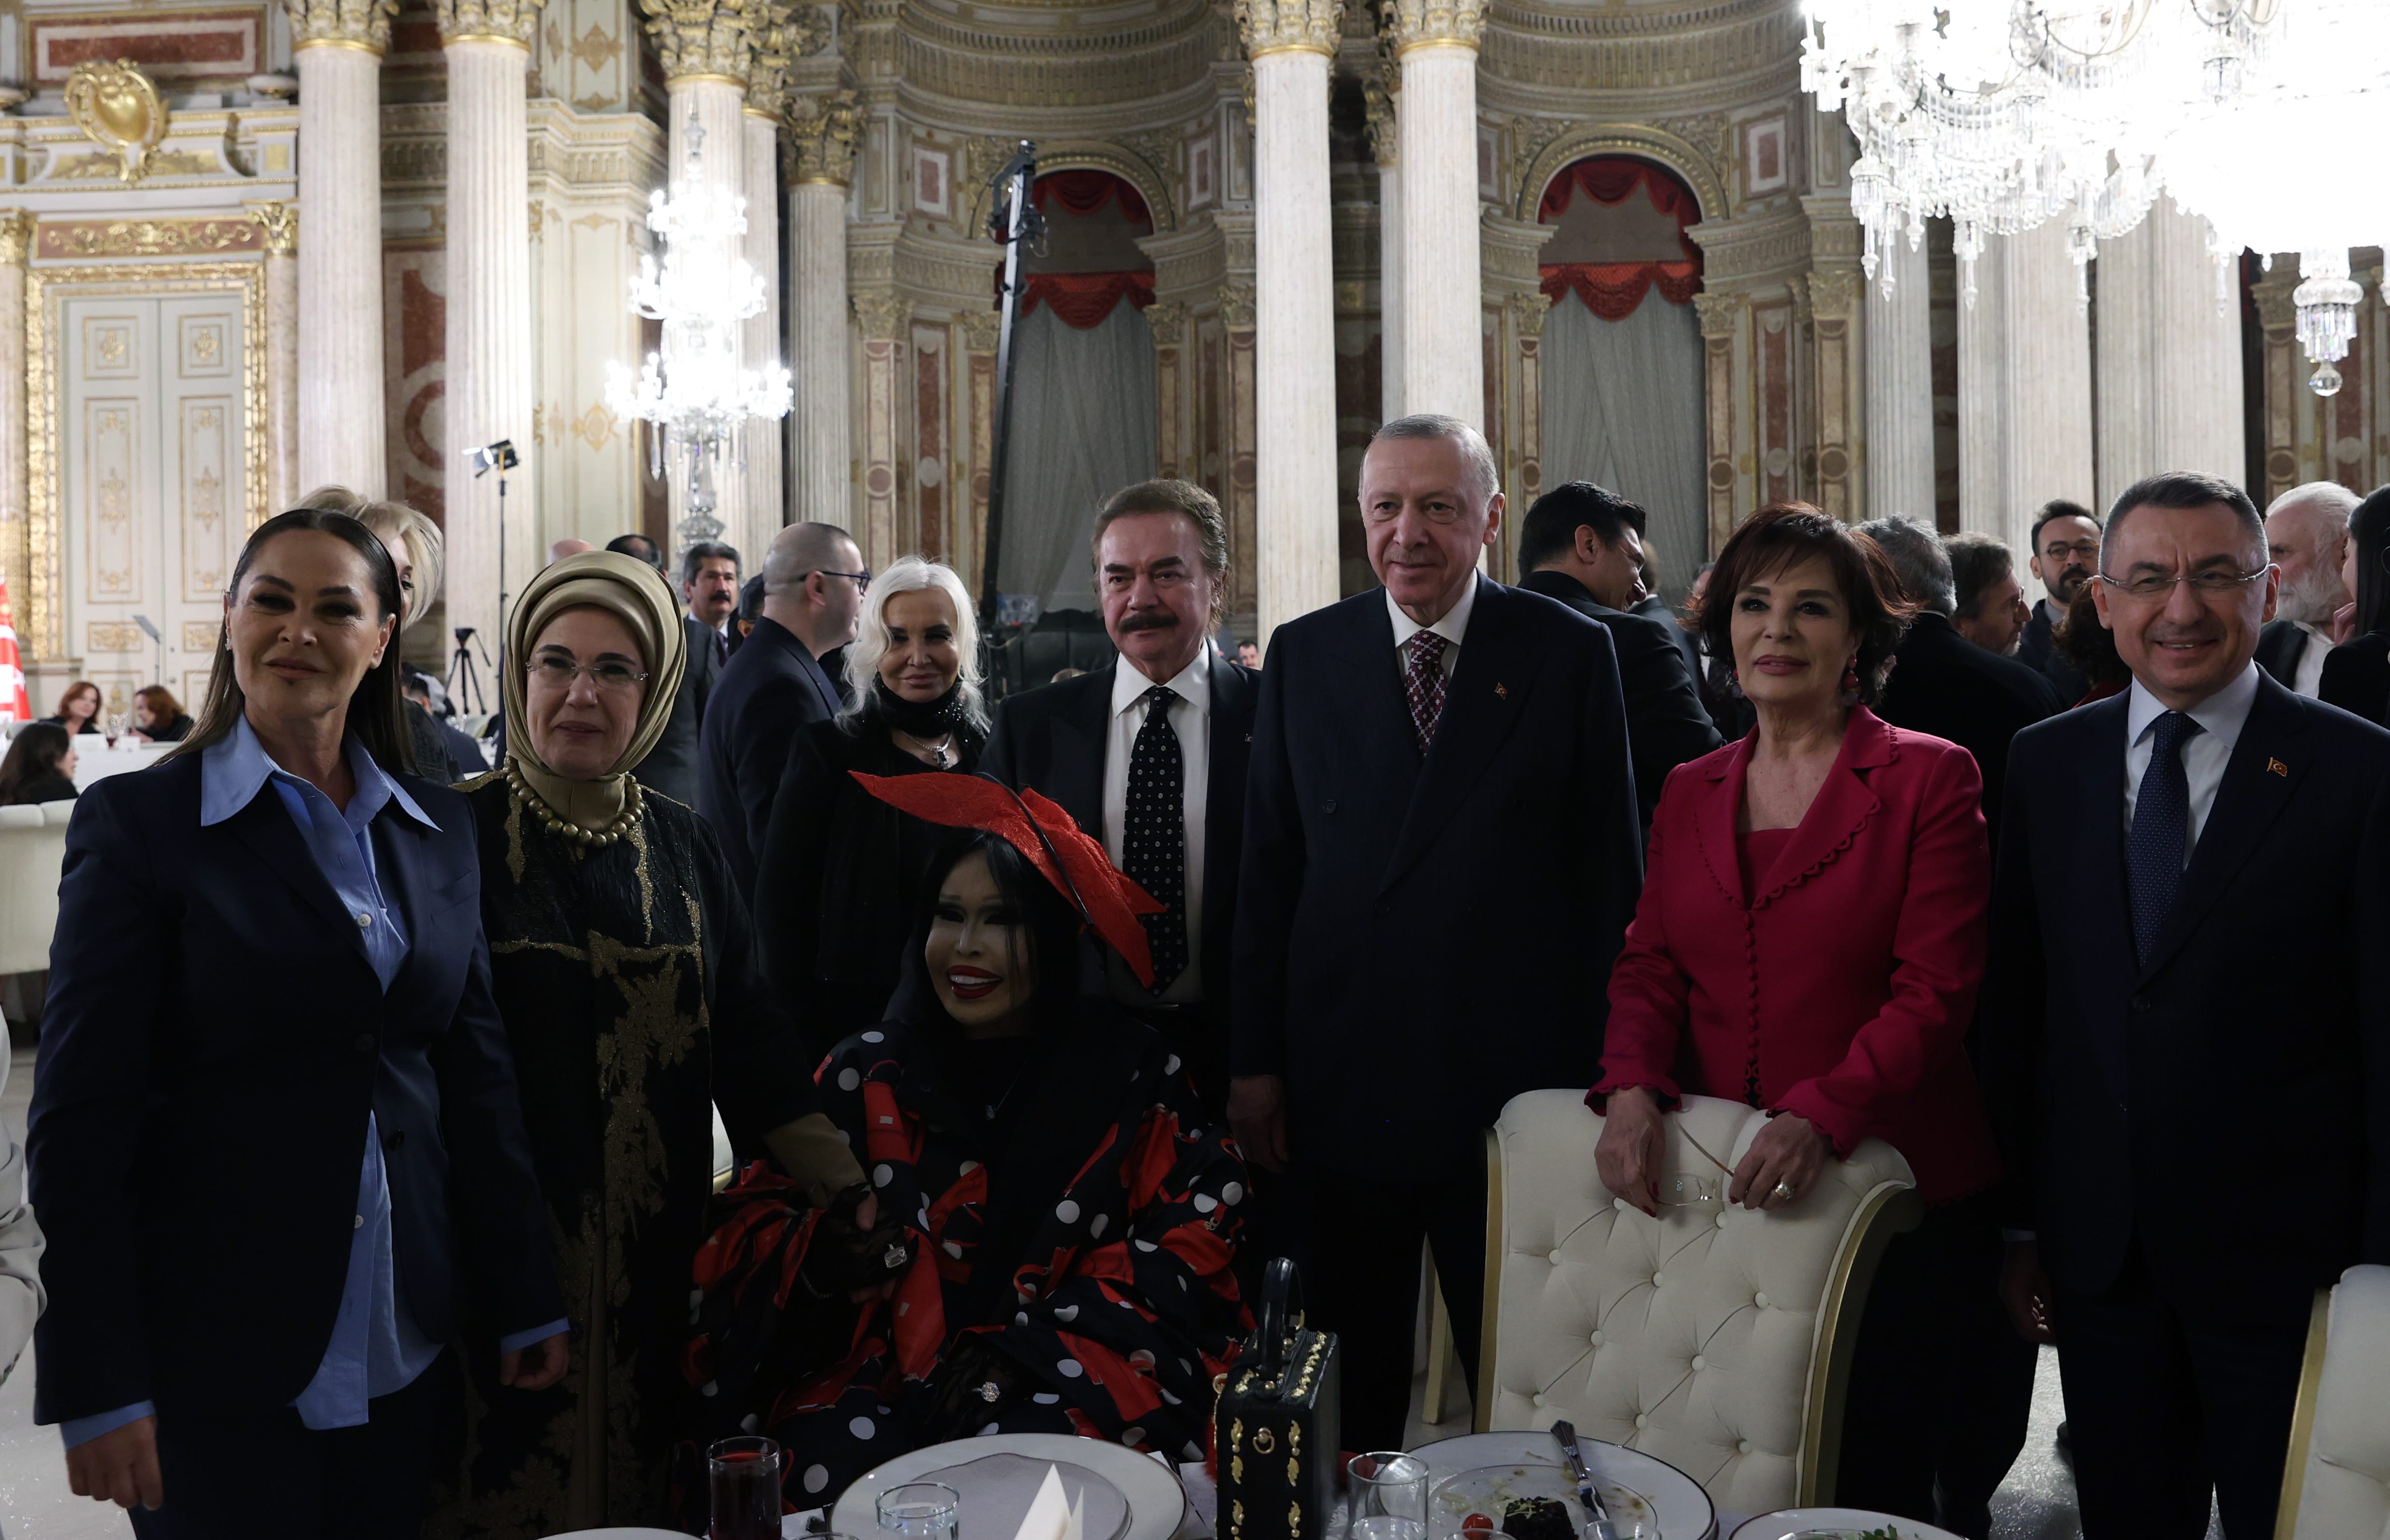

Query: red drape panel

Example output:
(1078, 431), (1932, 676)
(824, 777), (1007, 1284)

(1032, 169), (1153, 231)
(1021, 270), (1156, 329)
(1537, 157), (1703, 317)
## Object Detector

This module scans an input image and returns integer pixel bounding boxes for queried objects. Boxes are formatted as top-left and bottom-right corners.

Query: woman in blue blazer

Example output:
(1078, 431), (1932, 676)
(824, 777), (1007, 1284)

(28, 508), (567, 1539)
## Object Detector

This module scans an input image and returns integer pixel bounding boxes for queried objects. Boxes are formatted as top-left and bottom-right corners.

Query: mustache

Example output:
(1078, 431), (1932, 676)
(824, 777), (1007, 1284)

(1116, 610), (1182, 634)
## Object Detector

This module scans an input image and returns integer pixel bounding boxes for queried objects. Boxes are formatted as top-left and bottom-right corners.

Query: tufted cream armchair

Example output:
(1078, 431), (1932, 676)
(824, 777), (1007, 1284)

(0, 802), (73, 977)
(2279, 1264), (2390, 1539)
(1474, 1089), (1922, 1518)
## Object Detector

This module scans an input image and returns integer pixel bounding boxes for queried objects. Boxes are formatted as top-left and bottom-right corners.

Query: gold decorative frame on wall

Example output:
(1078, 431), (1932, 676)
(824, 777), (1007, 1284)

(22, 261), (268, 659)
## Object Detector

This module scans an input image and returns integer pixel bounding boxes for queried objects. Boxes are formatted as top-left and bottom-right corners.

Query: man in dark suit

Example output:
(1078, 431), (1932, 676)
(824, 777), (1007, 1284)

(2017, 499), (2101, 702)
(1986, 472), (2390, 1540)
(984, 480), (1253, 1113)
(1232, 414), (1643, 1450)
(1514, 482), (1719, 828)
(602, 535), (718, 808)
(682, 540), (742, 668)
(699, 522), (864, 901)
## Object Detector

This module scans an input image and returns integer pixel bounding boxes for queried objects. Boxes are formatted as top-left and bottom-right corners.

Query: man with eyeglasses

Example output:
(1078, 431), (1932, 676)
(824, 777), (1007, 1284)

(1983, 471), (2390, 1540)
(2017, 499), (2103, 702)
(698, 522), (868, 903)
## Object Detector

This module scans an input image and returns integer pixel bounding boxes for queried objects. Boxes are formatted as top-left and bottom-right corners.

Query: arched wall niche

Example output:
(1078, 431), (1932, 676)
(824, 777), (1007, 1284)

(1516, 122), (1730, 229)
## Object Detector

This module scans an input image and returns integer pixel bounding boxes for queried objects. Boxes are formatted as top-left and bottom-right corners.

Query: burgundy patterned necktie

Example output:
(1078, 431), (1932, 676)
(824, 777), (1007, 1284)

(1404, 630), (1449, 753)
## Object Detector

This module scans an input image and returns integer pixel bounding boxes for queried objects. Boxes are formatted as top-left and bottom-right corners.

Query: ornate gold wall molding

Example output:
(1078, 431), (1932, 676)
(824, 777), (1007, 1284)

(243, 201), (299, 256)
(64, 62), (170, 183)
(1236, 0), (1341, 56)
(0, 211), (32, 267)
(23, 261), (268, 658)
(783, 88), (860, 184)
(899, 2), (1222, 107)
(285, 0), (398, 53)
(1479, 0), (1800, 93)
(1508, 119), (1729, 225)
(37, 218), (265, 260)
(1363, 69), (1397, 166)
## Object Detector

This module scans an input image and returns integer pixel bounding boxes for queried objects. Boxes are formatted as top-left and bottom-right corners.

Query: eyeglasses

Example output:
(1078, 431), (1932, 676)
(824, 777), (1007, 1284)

(2041, 540), (2101, 562)
(527, 655), (650, 692)
(2095, 566), (2271, 601)
(809, 568), (872, 594)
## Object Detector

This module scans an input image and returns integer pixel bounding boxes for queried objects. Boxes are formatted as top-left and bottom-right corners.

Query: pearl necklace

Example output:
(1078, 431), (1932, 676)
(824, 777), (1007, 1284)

(504, 760), (644, 848)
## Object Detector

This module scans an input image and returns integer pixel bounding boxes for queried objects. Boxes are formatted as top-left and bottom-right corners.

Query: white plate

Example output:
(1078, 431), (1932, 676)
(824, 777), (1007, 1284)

(1409, 1433), (1715, 1540)
(1727, 1509), (1961, 1540)
(833, 1433), (1190, 1540)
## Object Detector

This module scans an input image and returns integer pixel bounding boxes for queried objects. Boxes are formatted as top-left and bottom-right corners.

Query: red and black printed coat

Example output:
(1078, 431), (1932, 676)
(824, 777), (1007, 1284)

(687, 1003), (1252, 1506)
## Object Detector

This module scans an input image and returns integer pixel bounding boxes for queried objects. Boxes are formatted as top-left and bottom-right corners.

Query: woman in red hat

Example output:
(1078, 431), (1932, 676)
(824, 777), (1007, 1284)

(688, 775), (1252, 1507)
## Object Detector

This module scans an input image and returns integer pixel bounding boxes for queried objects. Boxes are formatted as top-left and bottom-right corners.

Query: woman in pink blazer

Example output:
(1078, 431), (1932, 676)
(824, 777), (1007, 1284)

(1592, 505), (2004, 1536)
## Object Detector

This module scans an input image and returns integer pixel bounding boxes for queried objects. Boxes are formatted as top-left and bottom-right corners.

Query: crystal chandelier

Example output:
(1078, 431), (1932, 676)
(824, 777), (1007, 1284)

(605, 116), (791, 548)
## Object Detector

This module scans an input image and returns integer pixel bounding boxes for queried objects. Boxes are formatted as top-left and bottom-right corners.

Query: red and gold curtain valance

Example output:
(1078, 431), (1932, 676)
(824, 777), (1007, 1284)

(1537, 157), (1704, 319)
(1021, 269), (1156, 329)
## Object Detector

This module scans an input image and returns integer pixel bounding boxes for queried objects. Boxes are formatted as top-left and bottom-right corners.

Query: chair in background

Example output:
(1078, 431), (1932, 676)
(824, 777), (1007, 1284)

(1476, 1089), (1920, 1519)
(2278, 1263), (2390, 1539)
(0, 802), (73, 976)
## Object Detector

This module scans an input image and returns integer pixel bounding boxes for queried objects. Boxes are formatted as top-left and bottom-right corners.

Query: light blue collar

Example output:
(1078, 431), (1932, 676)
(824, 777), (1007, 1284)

(200, 715), (438, 831)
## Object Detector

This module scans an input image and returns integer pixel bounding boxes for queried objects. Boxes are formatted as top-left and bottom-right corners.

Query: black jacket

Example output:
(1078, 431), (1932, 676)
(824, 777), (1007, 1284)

(1232, 578), (1643, 1177)
(980, 656), (1257, 1111)
(1518, 571), (1720, 828)
(1984, 674), (2390, 1323)
(697, 616), (843, 901)
(2318, 630), (2390, 726)
(2015, 598), (2090, 706)
(29, 752), (561, 1422)
(1873, 610), (2064, 853)
(632, 613), (722, 809)
(2255, 618), (2318, 691)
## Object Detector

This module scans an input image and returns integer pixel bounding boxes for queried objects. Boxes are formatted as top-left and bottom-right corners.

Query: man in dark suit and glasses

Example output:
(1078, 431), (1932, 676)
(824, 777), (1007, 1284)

(699, 521), (865, 902)
(1513, 481), (1720, 829)
(1232, 413), (1643, 1450)
(1985, 472), (2390, 1540)
(2017, 499), (2103, 703)
(982, 479), (1256, 1116)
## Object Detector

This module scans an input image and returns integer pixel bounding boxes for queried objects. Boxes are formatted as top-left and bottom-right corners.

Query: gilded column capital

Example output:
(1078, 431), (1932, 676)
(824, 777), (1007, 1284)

(639, 0), (761, 85)
(432, 0), (542, 47)
(1692, 289), (1746, 340)
(1380, 0), (1483, 55)
(1506, 291), (1545, 340)
(1218, 280), (1256, 329)
(743, 3), (800, 117)
(959, 310), (1001, 353)
(0, 210), (32, 266)
(1145, 301), (1187, 347)
(852, 290), (909, 341)
(284, 0), (397, 54)
(1362, 70), (1397, 167)
(783, 89), (861, 186)
(1235, 0), (1340, 59)
(244, 200), (299, 255)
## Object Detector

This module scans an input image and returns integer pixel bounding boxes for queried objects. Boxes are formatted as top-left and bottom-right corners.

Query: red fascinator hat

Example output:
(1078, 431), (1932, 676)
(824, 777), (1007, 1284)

(850, 771), (1166, 987)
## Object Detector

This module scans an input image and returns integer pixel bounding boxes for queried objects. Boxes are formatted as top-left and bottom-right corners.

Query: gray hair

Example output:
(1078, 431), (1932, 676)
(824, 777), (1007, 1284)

(681, 539), (740, 585)
(838, 555), (988, 734)
(1857, 517), (1955, 616)
(1370, 413), (1501, 508)
(765, 522), (860, 596)
(2265, 480), (2359, 547)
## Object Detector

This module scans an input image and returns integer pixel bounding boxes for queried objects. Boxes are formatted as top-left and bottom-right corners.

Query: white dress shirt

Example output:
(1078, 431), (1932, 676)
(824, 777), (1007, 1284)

(1103, 647), (1211, 1004)
(2292, 621), (2331, 699)
(2121, 661), (2262, 864)
(1386, 574), (1479, 683)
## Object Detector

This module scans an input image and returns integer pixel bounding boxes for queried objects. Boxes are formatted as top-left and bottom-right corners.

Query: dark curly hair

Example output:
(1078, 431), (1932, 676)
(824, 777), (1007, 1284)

(1696, 501), (1917, 708)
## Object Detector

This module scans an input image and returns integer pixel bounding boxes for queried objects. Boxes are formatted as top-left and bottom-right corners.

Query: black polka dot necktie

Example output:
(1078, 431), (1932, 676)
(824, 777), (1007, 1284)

(1123, 684), (1188, 994)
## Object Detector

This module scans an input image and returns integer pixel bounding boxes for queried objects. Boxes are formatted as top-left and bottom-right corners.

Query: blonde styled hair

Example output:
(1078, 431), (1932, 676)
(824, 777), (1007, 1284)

(838, 555), (986, 733)
(297, 484), (445, 629)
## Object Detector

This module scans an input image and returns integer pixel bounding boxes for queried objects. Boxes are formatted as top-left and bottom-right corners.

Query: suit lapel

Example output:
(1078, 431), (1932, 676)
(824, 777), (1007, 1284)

(1045, 666), (1113, 838)
(1379, 582), (1542, 893)
(787, 629), (841, 718)
(2139, 678), (2310, 979)
(1203, 660), (1256, 959)
(1694, 736), (1750, 909)
(224, 790), (371, 967)
(1750, 709), (1893, 905)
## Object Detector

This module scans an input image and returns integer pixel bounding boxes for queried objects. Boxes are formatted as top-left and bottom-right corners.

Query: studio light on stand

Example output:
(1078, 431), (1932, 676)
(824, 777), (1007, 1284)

(451, 437), (517, 716)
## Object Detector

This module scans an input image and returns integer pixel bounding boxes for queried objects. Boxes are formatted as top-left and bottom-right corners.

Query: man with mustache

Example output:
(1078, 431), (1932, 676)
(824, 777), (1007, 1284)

(2254, 480), (2358, 697)
(980, 480), (1256, 1118)
(1232, 414), (1642, 1450)
(2017, 498), (2102, 702)
(1984, 472), (2390, 1540)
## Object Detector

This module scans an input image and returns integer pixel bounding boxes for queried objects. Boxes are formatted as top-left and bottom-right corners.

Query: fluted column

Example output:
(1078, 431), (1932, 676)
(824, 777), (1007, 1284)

(245, 201), (301, 513)
(1958, 222), (2094, 558)
(1386, 0), (1482, 428)
(2094, 194), (2245, 510)
(1236, 0), (1341, 641)
(784, 89), (858, 530)
(0, 211), (29, 625)
(1865, 233), (1934, 524)
(1365, 70), (1402, 422)
(438, 0), (541, 651)
(738, 20), (789, 560)
(286, 0), (393, 495)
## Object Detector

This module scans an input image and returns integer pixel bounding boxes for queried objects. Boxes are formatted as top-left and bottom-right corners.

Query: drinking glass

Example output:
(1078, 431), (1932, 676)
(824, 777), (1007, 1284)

(1658, 1172), (1722, 1209)
(707, 1435), (782, 1540)
(877, 1480), (961, 1540)
(1347, 1452), (1430, 1540)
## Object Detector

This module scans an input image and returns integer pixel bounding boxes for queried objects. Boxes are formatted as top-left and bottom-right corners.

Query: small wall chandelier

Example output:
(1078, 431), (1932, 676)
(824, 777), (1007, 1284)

(605, 115), (791, 547)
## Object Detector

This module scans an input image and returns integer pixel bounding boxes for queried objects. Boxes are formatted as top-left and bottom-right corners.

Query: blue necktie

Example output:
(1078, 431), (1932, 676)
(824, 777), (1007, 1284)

(2128, 710), (2201, 963)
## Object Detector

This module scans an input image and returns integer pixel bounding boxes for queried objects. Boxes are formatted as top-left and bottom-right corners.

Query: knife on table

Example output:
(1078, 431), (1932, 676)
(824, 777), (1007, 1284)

(1549, 1420), (1616, 1540)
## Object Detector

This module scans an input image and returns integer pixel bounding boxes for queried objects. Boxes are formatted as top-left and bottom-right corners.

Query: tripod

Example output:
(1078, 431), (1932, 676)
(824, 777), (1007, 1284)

(446, 626), (492, 717)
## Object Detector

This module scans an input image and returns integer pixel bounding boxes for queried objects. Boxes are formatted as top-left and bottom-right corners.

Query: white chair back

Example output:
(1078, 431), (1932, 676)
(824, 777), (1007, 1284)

(1478, 1089), (1921, 1518)
(0, 802), (73, 975)
(2281, 1264), (2390, 1539)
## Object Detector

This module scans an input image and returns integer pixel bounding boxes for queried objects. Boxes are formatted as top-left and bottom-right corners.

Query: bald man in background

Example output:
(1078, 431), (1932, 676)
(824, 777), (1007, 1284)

(547, 537), (595, 564)
(698, 522), (867, 901)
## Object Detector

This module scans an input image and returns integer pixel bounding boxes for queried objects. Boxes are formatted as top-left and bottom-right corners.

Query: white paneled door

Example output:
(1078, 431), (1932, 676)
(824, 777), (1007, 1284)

(61, 293), (248, 717)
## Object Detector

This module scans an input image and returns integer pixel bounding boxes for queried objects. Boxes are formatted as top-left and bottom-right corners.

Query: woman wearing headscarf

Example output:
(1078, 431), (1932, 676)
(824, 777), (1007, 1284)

(434, 551), (866, 1537)
(753, 557), (989, 1054)
(692, 774), (1249, 1507)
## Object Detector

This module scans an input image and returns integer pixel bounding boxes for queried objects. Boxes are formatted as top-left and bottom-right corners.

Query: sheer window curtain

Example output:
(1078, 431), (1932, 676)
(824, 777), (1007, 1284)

(1538, 286), (1707, 607)
(996, 302), (1159, 616)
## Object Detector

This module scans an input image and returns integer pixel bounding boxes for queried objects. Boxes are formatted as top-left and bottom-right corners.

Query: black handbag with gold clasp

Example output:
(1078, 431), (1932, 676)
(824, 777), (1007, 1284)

(1215, 1258), (1341, 1540)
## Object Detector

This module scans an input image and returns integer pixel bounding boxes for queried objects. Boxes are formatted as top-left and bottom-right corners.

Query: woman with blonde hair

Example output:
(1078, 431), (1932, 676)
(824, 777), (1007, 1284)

(754, 557), (989, 1053)
(295, 484), (466, 779)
